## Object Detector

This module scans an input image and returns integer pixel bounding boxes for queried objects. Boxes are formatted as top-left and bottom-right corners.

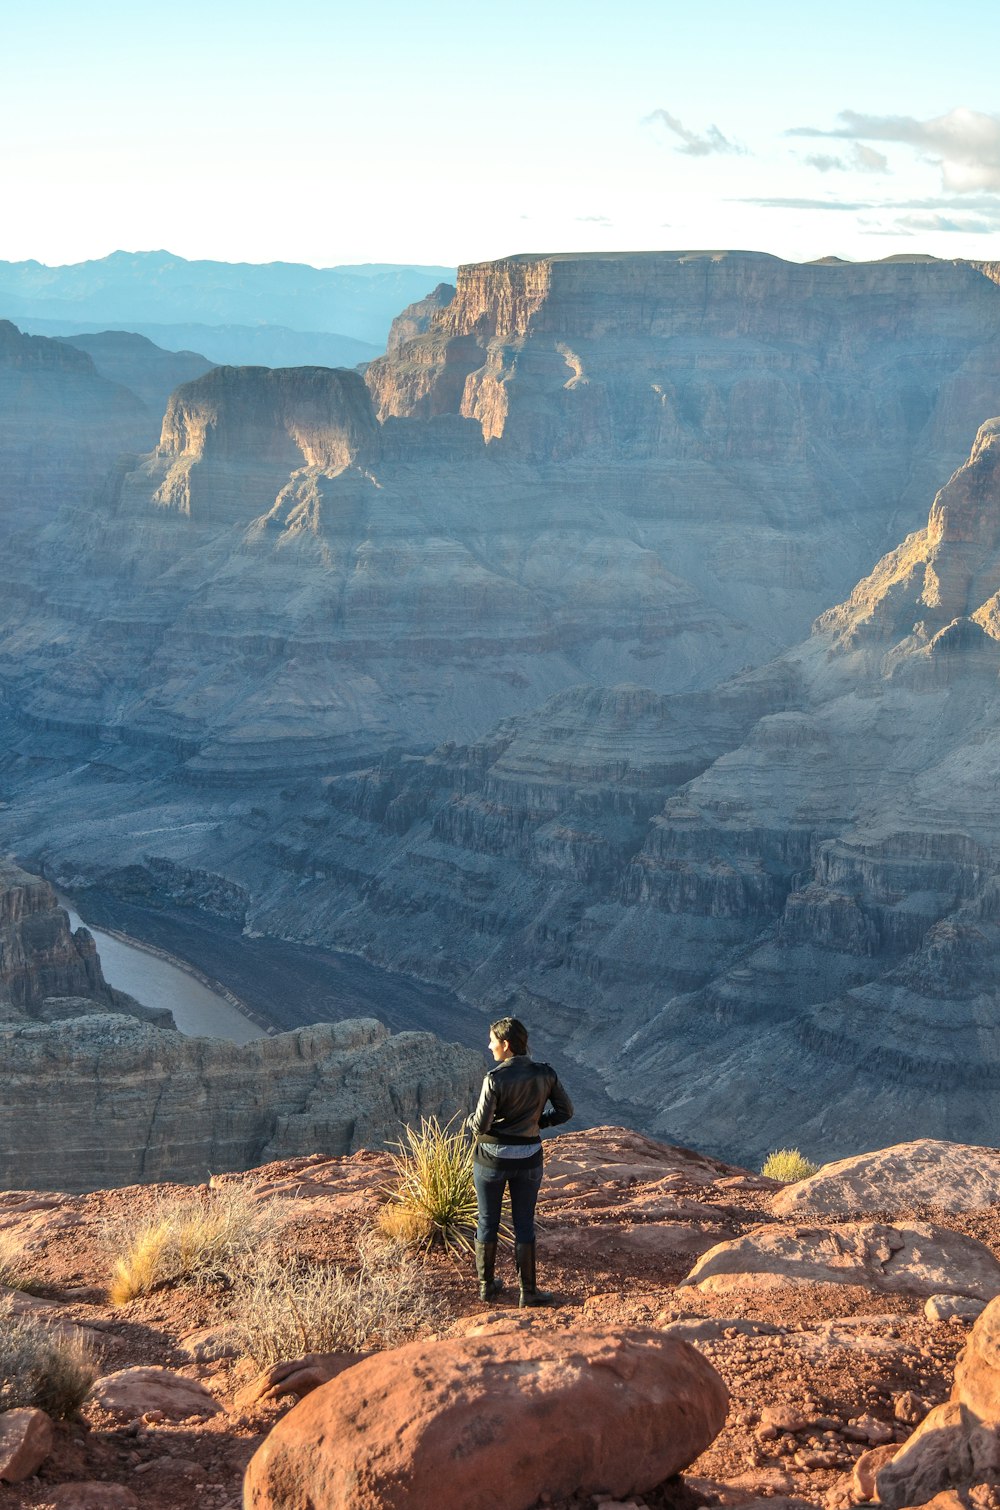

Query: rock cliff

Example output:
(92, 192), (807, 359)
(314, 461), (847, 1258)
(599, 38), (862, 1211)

(0, 858), (168, 1029)
(4, 256), (1000, 1162)
(3, 254), (1000, 783)
(0, 321), (150, 537)
(0, 1013), (483, 1191)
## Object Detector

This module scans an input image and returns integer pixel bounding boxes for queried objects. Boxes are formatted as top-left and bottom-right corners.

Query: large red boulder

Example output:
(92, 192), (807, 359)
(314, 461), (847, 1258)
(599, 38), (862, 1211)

(244, 1326), (728, 1510)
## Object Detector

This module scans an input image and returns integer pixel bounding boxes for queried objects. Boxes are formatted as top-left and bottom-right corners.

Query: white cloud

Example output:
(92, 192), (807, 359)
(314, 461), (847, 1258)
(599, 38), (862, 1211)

(645, 109), (744, 158)
(803, 143), (887, 175)
(789, 107), (1000, 192)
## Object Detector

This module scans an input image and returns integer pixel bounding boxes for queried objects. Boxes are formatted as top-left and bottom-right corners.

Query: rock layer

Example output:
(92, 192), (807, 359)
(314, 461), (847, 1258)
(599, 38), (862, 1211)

(0, 1013), (482, 1192)
(5, 256), (1000, 1162)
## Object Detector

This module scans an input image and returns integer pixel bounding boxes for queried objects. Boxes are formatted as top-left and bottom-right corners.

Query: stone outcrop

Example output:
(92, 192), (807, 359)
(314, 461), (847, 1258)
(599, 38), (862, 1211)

(876, 1294), (1000, 1508)
(0, 320), (149, 536)
(681, 1222), (1000, 1300)
(772, 1141), (1000, 1218)
(242, 1326), (729, 1510)
(0, 1014), (483, 1192)
(0, 859), (169, 1029)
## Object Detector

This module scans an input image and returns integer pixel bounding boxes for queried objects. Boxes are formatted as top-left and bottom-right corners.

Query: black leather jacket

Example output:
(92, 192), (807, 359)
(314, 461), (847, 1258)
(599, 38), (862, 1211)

(467, 1055), (574, 1144)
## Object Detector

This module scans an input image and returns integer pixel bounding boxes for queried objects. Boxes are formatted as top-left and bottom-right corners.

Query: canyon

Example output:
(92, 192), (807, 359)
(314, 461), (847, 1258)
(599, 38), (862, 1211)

(3, 250), (1000, 1165)
(0, 862), (481, 1191)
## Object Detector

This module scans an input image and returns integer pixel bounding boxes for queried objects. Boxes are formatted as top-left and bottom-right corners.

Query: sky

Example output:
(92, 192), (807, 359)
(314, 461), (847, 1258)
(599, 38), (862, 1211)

(3, 0), (1000, 270)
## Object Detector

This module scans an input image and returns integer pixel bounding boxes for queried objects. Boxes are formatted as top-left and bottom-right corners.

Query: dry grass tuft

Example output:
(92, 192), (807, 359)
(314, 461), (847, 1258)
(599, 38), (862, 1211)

(228, 1233), (446, 1369)
(380, 1115), (479, 1253)
(375, 1202), (435, 1246)
(760, 1148), (820, 1183)
(0, 1301), (97, 1418)
(106, 1182), (281, 1305)
(0, 1230), (33, 1292)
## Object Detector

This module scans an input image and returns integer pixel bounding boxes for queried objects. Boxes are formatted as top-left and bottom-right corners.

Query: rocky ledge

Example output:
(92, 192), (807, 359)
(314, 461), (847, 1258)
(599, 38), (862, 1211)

(0, 1130), (997, 1509)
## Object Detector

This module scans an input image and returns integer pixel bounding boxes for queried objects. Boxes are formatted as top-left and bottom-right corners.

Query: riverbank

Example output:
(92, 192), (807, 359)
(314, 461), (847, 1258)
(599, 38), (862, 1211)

(60, 896), (267, 1043)
(64, 889), (627, 1130)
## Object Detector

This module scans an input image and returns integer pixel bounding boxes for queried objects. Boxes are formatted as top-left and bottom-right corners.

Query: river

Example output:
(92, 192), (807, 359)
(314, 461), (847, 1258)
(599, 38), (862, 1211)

(60, 897), (264, 1043)
(60, 890), (626, 1128)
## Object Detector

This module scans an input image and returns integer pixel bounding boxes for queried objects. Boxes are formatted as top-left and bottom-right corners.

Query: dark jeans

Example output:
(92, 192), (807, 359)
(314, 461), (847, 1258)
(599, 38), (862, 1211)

(474, 1160), (543, 1244)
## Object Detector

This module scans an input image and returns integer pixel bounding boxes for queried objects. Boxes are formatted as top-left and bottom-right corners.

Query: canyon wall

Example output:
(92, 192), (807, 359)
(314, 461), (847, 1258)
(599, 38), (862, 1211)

(0, 1013), (483, 1192)
(4, 254), (1000, 1162)
(0, 861), (483, 1190)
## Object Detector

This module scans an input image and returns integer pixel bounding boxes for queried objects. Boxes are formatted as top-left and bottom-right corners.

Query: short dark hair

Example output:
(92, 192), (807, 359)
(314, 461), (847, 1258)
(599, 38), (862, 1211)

(490, 1016), (528, 1055)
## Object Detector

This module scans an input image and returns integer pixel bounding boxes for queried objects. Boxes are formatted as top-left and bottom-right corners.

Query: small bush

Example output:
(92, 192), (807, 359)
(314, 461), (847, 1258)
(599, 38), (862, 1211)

(0, 1231), (32, 1292)
(228, 1233), (446, 1369)
(761, 1148), (820, 1183)
(381, 1115), (479, 1253)
(0, 1302), (97, 1418)
(106, 1182), (280, 1305)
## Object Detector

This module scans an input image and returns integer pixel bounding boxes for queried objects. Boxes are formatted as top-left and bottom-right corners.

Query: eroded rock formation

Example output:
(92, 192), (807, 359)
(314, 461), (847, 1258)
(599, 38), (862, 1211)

(4, 255), (1000, 1162)
(0, 858), (168, 1029)
(0, 1013), (482, 1191)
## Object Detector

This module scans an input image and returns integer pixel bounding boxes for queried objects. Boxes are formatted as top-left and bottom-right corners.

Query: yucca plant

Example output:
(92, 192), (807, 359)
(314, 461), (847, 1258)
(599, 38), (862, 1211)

(760, 1148), (820, 1183)
(379, 1115), (482, 1254)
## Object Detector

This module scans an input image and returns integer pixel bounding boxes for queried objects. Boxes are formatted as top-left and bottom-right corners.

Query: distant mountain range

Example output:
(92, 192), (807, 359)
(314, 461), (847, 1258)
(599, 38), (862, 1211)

(0, 249), (456, 365)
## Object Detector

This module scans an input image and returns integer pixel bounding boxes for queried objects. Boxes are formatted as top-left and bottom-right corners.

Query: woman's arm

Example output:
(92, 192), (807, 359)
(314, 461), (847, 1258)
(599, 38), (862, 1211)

(539, 1073), (573, 1128)
(466, 1072), (498, 1137)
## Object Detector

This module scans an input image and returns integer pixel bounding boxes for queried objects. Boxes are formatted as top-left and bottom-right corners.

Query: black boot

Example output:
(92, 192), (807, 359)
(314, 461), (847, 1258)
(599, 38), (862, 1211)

(475, 1240), (504, 1302)
(515, 1241), (555, 1307)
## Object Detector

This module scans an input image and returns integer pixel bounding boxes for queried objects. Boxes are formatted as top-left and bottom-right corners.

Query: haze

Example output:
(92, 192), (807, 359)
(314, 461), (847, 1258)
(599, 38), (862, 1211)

(4, 0), (1000, 269)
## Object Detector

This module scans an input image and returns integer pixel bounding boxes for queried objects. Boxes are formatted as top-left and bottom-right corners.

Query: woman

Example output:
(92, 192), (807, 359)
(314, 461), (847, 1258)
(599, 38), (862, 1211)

(467, 1015), (573, 1306)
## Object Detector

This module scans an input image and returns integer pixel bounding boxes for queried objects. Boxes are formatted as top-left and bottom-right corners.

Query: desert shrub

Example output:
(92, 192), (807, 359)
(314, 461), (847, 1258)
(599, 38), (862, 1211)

(228, 1233), (446, 1368)
(0, 1230), (32, 1292)
(760, 1148), (820, 1183)
(380, 1115), (480, 1253)
(106, 1182), (280, 1305)
(0, 1301), (97, 1418)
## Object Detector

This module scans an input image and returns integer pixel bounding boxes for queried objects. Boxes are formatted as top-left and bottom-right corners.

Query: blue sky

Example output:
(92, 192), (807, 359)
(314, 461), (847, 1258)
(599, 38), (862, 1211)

(3, 0), (1000, 268)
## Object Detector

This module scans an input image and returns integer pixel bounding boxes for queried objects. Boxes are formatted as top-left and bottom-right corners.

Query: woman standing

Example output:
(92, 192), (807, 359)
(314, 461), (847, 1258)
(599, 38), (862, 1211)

(467, 1015), (573, 1306)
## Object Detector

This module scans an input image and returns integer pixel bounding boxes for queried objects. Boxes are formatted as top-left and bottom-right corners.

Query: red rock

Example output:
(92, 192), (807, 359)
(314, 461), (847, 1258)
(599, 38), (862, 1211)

(0, 1406), (53, 1483)
(43, 1485), (139, 1508)
(852, 1442), (900, 1500)
(86, 1366), (221, 1422)
(244, 1326), (728, 1510)
(843, 1413), (895, 1444)
(955, 1293), (1000, 1422)
(761, 1404), (809, 1432)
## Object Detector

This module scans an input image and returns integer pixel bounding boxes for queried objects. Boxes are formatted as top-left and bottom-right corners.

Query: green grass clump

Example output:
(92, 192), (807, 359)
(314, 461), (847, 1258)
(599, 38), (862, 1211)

(106, 1182), (278, 1305)
(0, 1302), (97, 1418)
(760, 1148), (820, 1183)
(378, 1115), (480, 1253)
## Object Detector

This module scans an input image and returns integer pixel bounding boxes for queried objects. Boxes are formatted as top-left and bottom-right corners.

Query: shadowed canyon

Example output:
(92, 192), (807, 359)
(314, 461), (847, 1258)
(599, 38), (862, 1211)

(4, 249), (1000, 1168)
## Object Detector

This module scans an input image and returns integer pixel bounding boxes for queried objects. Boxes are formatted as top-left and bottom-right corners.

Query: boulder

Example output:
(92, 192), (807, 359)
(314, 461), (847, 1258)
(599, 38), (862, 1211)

(681, 1221), (1000, 1300)
(877, 1296), (1000, 1507)
(86, 1366), (222, 1422)
(772, 1140), (1000, 1218)
(177, 1324), (238, 1362)
(0, 1406), (53, 1483)
(875, 1401), (975, 1508)
(955, 1292), (1000, 1422)
(852, 1441), (900, 1500)
(243, 1326), (728, 1509)
(927, 1294), (988, 1323)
